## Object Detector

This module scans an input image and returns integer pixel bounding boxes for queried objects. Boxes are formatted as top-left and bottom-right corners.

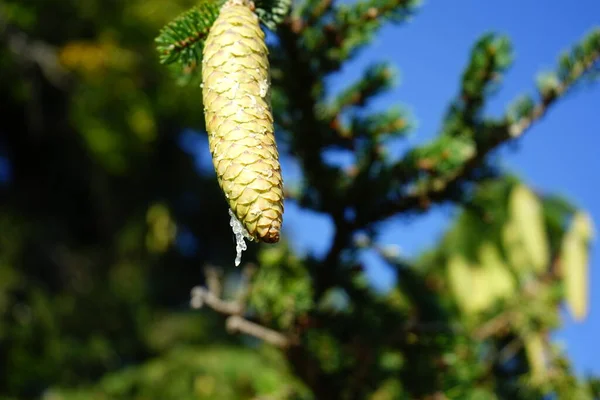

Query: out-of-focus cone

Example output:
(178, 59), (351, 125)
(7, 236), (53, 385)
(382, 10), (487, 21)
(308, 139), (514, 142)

(560, 212), (594, 321)
(202, 0), (284, 244)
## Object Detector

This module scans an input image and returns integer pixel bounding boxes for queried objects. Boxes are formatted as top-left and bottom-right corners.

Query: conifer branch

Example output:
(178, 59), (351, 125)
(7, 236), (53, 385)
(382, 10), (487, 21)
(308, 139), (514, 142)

(287, 0), (419, 71)
(302, 0), (334, 26)
(277, 24), (345, 211)
(367, 28), (600, 225)
(155, 3), (221, 68)
(350, 108), (412, 139)
(330, 0), (419, 41)
(155, 0), (292, 75)
(445, 34), (512, 133)
(321, 63), (396, 116)
(315, 63), (402, 147)
(254, 0), (293, 30)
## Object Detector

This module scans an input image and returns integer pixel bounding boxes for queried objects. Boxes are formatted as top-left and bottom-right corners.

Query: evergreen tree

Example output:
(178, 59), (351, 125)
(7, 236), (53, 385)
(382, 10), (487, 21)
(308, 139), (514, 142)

(0, 0), (599, 399)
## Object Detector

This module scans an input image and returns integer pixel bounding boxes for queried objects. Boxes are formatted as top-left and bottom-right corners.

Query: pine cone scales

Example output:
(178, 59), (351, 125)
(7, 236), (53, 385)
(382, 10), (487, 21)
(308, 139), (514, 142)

(202, 0), (284, 243)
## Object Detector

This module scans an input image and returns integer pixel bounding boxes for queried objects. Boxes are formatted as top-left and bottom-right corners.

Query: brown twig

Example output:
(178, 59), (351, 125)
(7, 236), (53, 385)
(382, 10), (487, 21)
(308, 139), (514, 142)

(190, 286), (243, 315)
(473, 311), (517, 341)
(226, 315), (290, 348)
(204, 265), (223, 297)
(190, 265), (292, 348)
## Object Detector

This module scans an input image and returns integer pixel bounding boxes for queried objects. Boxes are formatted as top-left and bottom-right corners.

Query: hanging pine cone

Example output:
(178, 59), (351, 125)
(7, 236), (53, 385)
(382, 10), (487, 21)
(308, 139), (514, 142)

(202, 0), (284, 243)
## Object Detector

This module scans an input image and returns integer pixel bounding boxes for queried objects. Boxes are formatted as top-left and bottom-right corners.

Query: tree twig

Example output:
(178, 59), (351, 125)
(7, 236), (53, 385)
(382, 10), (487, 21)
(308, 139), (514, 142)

(203, 265), (223, 297)
(190, 286), (243, 315)
(190, 264), (292, 348)
(226, 315), (291, 348)
(473, 311), (516, 340)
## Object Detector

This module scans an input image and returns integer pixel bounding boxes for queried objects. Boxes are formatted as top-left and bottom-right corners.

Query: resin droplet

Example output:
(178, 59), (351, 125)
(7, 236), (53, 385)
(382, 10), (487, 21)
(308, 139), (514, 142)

(229, 208), (253, 266)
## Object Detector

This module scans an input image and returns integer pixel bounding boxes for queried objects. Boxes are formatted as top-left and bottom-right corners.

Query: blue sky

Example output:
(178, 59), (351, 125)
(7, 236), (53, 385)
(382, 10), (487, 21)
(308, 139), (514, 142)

(279, 0), (600, 376)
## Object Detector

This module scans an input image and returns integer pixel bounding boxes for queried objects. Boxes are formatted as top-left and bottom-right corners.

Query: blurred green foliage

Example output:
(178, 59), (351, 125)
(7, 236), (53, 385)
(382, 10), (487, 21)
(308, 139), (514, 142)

(1, 0), (599, 399)
(45, 346), (311, 400)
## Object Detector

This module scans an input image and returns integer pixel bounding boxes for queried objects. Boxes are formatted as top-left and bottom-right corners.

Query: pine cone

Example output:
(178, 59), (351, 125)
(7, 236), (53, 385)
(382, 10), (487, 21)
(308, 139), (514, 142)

(202, 0), (284, 243)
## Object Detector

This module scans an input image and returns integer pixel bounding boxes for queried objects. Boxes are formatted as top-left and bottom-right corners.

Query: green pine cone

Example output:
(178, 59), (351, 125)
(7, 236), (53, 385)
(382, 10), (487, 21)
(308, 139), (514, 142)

(202, 0), (284, 243)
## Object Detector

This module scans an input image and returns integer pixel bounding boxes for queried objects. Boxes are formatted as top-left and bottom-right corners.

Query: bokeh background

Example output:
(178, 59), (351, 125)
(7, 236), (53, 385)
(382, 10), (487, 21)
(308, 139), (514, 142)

(1, 0), (599, 398)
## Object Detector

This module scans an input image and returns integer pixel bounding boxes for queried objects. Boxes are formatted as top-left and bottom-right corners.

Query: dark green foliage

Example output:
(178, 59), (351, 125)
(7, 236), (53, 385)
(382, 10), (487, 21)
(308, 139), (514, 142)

(446, 34), (512, 134)
(155, 2), (222, 65)
(47, 346), (311, 400)
(255, 0), (293, 30)
(248, 244), (313, 330)
(296, 0), (420, 71)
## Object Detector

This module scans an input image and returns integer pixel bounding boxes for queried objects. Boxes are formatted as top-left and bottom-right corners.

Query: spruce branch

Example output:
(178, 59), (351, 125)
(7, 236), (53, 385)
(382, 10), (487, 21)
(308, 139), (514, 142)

(320, 0), (419, 66)
(314, 63), (403, 147)
(287, 0), (419, 72)
(350, 107), (412, 140)
(155, 0), (292, 76)
(155, 2), (221, 69)
(364, 28), (600, 225)
(254, 0), (293, 30)
(277, 23), (347, 213)
(276, 20), (369, 295)
(508, 28), (600, 137)
(298, 0), (333, 27)
(334, 0), (420, 34)
(320, 63), (397, 117)
(294, 63), (403, 150)
(444, 34), (512, 134)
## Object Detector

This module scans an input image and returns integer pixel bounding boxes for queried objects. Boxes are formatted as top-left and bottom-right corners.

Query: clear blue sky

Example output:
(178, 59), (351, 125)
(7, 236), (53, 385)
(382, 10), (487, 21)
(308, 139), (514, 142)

(280, 0), (600, 376)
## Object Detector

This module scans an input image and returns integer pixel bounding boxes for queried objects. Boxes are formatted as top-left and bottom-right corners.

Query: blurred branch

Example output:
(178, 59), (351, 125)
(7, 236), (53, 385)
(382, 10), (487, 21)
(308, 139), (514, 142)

(450, 34), (512, 128)
(322, 63), (396, 115)
(277, 24), (342, 207)
(0, 14), (69, 87)
(286, 0), (418, 74)
(474, 263), (560, 341)
(227, 315), (291, 348)
(190, 264), (292, 348)
(300, 0), (333, 27)
(190, 286), (243, 314)
(369, 30), (600, 224)
(473, 310), (517, 340)
(350, 108), (411, 139)
(203, 265), (224, 297)
(314, 0), (417, 68)
(276, 2), (419, 296)
(277, 23), (352, 299)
